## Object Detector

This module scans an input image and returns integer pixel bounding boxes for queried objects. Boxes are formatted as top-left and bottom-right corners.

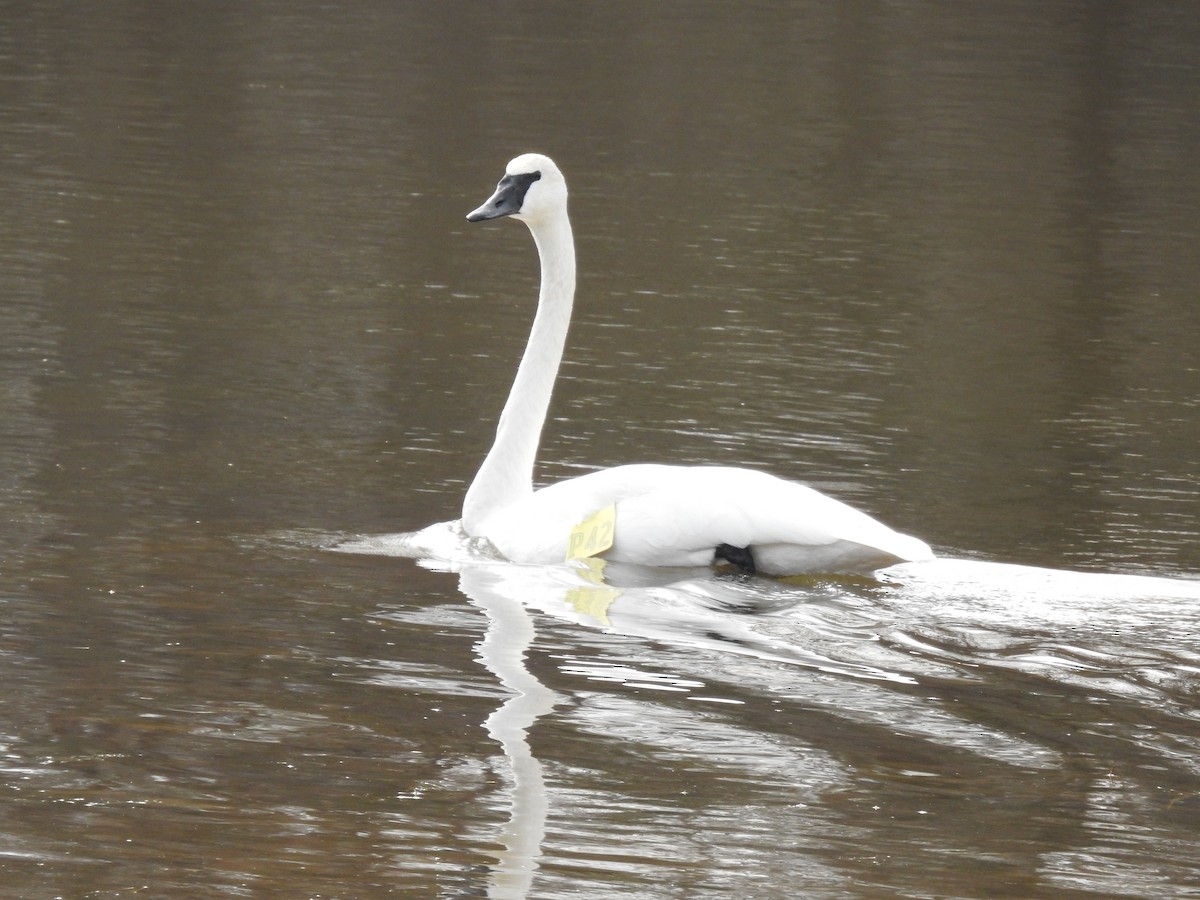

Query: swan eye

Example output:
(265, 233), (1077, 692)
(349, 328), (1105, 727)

(496, 171), (542, 211)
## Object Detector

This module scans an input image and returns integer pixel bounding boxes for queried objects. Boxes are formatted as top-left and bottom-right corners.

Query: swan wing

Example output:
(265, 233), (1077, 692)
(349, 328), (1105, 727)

(485, 464), (932, 575)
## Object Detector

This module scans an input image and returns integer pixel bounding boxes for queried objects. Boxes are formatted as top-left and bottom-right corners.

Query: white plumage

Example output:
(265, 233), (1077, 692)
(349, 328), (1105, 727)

(460, 153), (932, 576)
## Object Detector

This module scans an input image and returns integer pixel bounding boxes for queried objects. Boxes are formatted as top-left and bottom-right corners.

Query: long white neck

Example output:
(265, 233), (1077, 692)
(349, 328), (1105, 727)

(463, 209), (576, 535)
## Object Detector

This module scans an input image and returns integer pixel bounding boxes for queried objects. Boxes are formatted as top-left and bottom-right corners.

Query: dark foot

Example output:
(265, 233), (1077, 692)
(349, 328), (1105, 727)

(714, 543), (756, 575)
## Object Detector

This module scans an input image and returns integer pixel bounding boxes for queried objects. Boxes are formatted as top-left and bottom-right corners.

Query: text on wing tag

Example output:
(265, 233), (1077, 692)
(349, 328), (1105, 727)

(566, 504), (616, 560)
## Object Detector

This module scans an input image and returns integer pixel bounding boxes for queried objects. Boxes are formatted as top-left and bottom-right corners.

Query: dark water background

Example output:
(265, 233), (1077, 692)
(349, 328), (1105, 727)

(2, 2), (1199, 897)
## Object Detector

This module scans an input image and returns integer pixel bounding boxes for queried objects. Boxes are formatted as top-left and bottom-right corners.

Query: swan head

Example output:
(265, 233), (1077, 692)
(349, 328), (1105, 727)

(466, 153), (567, 227)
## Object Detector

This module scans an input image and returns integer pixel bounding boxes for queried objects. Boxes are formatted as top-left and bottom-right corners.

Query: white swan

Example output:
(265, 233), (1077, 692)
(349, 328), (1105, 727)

(460, 153), (932, 576)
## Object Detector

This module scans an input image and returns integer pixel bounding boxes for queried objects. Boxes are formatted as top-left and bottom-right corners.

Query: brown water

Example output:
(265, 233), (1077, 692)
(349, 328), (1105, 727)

(2, 2), (1199, 897)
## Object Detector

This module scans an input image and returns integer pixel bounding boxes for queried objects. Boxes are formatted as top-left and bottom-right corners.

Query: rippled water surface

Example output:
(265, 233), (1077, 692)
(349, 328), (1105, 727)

(3, 2), (1199, 897)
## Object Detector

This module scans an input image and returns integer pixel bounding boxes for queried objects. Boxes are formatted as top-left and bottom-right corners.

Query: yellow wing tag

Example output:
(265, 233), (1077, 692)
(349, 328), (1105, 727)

(566, 504), (616, 560)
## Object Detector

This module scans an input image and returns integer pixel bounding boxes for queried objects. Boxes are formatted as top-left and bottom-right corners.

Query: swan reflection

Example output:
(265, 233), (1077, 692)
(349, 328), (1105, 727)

(442, 552), (921, 898)
(464, 567), (558, 899)
(334, 527), (1200, 898)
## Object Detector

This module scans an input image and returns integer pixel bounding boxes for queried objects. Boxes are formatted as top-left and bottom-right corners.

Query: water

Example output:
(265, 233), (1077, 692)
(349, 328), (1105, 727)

(2, 2), (1199, 897)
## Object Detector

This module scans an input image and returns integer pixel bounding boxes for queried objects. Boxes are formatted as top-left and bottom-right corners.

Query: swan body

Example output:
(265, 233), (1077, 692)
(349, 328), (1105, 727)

(461, 153), (932, 576)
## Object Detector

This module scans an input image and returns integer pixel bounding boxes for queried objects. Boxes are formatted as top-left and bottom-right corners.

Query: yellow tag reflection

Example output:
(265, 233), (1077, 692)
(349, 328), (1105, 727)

(565, 557), (620, 626)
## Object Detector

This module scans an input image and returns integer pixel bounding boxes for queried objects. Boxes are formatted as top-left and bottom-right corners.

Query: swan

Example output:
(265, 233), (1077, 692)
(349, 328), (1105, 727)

(460, 153), (933, 576)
